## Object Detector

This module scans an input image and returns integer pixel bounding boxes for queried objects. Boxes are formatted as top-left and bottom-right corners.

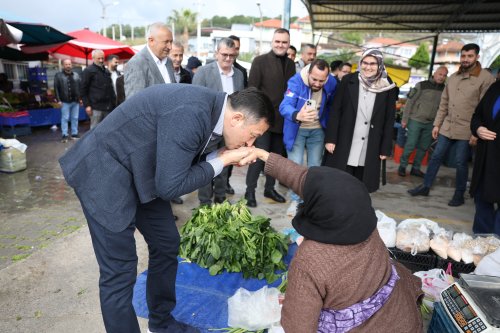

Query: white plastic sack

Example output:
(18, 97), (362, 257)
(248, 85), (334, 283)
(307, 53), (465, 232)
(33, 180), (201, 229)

(228, 286), (281, 330)
(475, 248), (500, 277)
(396, 226), (430, 254)
(414, 268), (454, 309)
(375, 210), (397, 248)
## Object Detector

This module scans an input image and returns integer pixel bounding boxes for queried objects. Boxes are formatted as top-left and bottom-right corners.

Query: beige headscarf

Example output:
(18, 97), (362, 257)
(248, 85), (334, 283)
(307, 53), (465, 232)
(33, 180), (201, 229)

(358, 49), (395, 93)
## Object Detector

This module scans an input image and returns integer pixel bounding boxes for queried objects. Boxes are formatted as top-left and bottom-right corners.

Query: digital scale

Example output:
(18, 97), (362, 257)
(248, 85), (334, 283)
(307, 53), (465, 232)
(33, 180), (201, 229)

(440, 274), (500, 333)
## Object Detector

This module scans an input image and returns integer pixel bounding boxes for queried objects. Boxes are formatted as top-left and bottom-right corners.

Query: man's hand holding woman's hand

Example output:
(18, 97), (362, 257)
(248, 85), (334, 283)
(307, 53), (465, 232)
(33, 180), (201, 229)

(219, 147), (270, 166)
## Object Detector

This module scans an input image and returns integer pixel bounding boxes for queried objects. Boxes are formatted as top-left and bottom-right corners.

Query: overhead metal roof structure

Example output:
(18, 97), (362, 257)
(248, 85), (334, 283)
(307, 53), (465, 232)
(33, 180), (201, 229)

(301, 0), (500, 33)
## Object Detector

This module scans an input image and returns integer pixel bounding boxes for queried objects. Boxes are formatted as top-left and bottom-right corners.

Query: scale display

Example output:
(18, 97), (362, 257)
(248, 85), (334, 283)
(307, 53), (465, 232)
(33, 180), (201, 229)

(441, 283), (499, 333)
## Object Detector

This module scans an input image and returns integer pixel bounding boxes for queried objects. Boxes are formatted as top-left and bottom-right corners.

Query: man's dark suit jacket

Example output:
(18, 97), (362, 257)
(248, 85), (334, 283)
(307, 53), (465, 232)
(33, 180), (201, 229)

(248, 51), (295, 134)
(234, 61), (248, 88)
(59, 84), (225, 232)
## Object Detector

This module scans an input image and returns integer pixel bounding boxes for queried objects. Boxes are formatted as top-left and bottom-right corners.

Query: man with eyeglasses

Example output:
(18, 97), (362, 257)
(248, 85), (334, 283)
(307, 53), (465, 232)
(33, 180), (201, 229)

(124, 24), (184, 205)
(192, 37), (245, 206)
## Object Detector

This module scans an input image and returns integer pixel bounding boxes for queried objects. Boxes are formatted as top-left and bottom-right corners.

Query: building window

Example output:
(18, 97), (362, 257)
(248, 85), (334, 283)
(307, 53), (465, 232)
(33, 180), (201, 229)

(16, 64), (29, 80)
(3, 63), (15, 80)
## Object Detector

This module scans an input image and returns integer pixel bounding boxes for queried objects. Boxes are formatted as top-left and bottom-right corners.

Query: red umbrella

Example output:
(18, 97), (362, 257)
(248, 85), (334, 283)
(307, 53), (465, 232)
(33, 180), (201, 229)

(45, 28), (136, 65)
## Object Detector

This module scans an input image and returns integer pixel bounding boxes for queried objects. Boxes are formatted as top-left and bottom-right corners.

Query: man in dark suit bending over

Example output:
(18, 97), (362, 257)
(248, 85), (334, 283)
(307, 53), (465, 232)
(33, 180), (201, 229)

(59, 85), (273, 333)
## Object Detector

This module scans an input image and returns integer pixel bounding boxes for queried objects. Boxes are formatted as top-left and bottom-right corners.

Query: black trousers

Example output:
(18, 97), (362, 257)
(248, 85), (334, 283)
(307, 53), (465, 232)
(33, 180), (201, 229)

(83, 197), (179, 333)
(245, 131), (284, 192)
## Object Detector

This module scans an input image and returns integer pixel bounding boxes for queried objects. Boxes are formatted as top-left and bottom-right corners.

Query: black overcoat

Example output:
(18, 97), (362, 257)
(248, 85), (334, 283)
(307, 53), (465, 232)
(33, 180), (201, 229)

(470, 80), (500, 203)
(323, 73), (397, 192)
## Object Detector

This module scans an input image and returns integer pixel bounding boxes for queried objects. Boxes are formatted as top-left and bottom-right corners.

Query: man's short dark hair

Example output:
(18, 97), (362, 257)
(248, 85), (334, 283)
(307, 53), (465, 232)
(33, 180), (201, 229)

(107, 54), (119, 62)
(342, 62), (352, 69)
(309, 59), (330, 74)
(228, 35), (240, 42)
(289, 45), (297, 53)
(274, 28), (290, 36)
(228, 87), (274, 128)
(330, 60), (343, 71)
(462, 43), (480, 54)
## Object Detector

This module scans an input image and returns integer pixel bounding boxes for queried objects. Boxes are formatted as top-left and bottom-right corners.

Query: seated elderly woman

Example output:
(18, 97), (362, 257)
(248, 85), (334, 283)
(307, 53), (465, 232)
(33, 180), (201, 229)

(244, 149), (424, 332)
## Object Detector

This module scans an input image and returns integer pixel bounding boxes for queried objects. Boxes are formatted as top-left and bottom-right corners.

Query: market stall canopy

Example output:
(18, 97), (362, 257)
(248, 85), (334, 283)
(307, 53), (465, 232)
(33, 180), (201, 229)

(47, 28), (136, 65)
(0, 45), (48, 61)
(0, 18), (73, 47)
(301, 0), (500, 32)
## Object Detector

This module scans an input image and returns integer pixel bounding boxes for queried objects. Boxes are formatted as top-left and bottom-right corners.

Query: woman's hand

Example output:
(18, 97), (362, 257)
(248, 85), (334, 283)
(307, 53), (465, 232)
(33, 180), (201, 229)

(219, 147), (255, 166)
(239, 148), (270, 166)
(379, 155), (387, 160)
(325, 143), (336, 154)
(476, 126), (496, 141)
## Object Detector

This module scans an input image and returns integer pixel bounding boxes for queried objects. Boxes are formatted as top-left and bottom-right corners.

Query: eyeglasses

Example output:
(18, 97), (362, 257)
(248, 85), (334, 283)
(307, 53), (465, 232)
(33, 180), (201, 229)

(219, 53), (236, 59)
(361, 61), (378, 67)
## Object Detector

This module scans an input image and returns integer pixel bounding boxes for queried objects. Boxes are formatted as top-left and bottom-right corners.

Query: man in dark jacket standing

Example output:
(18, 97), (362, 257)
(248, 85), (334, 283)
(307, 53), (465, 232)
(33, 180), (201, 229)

(54, 59), (81, 142)
(470, 80), (500, 235)
(244, 28), (296, 207)
(169, 41), (192, 84)
(80, 49), (116, 129)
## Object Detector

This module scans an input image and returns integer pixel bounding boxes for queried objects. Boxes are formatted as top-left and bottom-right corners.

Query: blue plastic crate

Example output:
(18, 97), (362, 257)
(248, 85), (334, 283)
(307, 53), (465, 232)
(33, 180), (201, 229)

(428, 302), (459, 333)
(28, 67), (47, 81)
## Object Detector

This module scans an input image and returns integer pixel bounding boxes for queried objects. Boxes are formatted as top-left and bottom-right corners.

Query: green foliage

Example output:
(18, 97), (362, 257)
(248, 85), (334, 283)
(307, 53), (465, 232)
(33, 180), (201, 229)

(341, 31), (363, 45)
(168, 8), (198, 38)
(491, 54), (500, 69)
(238, 53), (254, 63)
(409, 43), (430, 70)
(318, 49), (357, 65)
(179, 200), (289, 283)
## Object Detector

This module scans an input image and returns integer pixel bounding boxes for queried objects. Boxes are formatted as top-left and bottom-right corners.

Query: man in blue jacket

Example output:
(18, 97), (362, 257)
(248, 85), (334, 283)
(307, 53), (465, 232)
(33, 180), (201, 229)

(280, 59), (336, 216)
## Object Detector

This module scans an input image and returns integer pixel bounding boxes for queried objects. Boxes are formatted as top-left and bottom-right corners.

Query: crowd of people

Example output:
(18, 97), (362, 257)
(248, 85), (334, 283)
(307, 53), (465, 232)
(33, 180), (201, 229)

(52, 22), (499, 333)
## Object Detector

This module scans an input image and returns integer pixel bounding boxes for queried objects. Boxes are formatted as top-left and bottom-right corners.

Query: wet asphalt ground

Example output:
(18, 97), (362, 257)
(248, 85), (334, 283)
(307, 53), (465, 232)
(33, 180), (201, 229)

(0, 122), (474, 332)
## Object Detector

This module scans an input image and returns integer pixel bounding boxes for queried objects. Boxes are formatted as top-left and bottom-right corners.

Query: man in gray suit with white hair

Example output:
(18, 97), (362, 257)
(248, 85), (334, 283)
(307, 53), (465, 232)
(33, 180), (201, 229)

(193, 37), (244, 206)
(124, 22), (183, 205)
(124, 22), (176, 98)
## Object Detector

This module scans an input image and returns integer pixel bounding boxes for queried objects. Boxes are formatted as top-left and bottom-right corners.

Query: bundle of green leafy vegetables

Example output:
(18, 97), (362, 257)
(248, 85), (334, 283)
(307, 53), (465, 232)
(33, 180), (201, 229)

(179, 200), (289, 283)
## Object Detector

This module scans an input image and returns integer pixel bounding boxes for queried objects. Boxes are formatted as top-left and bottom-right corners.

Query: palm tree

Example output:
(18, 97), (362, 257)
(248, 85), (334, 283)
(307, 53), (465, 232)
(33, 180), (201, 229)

(168, 9), (198, 52)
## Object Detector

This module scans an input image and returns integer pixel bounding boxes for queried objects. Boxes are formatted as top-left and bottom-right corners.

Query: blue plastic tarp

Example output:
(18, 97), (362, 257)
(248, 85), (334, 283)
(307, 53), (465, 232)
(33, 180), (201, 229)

(133, 244), (297, 332)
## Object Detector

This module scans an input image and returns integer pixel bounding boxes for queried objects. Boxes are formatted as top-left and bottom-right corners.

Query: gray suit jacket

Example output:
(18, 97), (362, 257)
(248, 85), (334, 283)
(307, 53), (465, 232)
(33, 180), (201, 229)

(124, 46), (176, 98)
(59, 84), (225, 232)
(192, 61), (244, 93)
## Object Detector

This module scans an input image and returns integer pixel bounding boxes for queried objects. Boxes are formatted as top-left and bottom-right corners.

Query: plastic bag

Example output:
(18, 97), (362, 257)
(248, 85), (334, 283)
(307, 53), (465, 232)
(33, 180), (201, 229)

(396, 225), (430, 254)
(413, 268), (454, 309)
(228, 286), (281, 330)
(475, 248), (500, 277)
(0, 147), (26, 173)
(375, 210), (396, 248)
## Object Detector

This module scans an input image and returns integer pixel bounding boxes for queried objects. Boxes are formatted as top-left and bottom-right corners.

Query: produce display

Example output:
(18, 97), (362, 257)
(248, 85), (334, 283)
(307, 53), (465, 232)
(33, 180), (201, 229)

(179, 200), (289, 283)
(384, 217), (500, 266)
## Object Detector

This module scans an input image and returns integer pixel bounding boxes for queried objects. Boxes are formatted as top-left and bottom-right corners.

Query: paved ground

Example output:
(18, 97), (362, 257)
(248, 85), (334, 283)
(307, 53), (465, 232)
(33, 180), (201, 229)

(0, 123), (475, 332)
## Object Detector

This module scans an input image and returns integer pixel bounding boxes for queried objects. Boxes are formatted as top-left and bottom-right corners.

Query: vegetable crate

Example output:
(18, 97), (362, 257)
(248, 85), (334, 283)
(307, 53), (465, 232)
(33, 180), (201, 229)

(435, 258), (475, 278)
(387, 248), (437, 272)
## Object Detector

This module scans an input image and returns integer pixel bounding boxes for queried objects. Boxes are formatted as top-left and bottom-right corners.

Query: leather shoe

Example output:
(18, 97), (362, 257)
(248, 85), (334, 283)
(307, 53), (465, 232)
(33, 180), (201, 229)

(225, 184), (235, 195)
(407, 184), (430, 196)
(410, 168), (425, 178)
(214, 196), (226, 204)
(398, 166), (406, 176)
(171, 197), (183, 205)
(264, 189), (286, 203)
(448, 195), (464, 207)
(245, 191), (257, 207)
